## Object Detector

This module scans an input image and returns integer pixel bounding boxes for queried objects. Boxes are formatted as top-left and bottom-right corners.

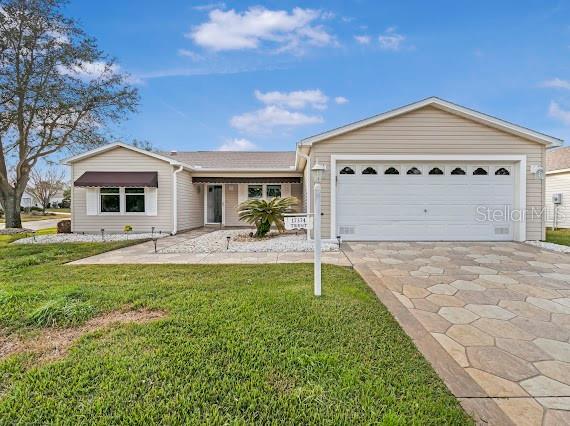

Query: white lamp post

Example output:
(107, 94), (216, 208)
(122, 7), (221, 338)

(312, 163), (325, 296)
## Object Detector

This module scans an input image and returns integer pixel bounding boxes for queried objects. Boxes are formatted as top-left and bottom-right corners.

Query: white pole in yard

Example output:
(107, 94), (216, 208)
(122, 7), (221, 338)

(312, 163), (325, 297)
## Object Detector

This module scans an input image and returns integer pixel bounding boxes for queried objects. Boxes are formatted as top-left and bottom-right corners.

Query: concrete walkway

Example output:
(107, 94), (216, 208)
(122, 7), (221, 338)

(69, 228), (351, 266)
(344, 241), (570, 426)
(0, 217), (64, 231)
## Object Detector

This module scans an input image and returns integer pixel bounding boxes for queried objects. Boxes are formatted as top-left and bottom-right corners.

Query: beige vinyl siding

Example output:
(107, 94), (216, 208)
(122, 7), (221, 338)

(309, 106), (546, 240)
(71, 146), (173, 233)
(545, 172), (570, 228)
(177, 171), (203, 231)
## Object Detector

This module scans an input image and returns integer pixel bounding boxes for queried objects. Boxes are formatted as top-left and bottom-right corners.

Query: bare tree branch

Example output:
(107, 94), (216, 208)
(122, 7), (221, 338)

(0, 0), (139, 227)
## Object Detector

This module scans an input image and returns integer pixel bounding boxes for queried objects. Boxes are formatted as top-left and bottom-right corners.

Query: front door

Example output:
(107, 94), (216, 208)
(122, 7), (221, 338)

(207, 185), (223, 223)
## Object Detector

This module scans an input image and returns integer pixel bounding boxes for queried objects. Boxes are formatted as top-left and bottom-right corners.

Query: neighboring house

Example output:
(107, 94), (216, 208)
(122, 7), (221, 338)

(545, 147), (570, 228)
(20, 191), (40, 209)
(64, 97), (561, 241)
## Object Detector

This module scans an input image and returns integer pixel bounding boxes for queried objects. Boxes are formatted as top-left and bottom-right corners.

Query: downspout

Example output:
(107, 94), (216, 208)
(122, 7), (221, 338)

(172, 165), (183, 235)
(297, 150), (312, 240)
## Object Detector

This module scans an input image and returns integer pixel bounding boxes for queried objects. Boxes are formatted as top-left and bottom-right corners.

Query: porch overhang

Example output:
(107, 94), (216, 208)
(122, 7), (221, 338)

(192, 176), (302, 184)
(74, 171), (158, 187)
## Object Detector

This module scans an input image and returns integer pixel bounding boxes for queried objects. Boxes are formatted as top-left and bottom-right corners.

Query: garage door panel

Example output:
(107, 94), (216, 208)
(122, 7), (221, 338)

(337, 162), (516, 241)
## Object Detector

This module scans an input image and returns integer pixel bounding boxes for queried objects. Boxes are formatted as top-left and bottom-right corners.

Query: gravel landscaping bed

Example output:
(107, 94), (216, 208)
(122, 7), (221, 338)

(526, 240), (570, 253)
(160, 229), (339, 253)
(0, 228), (33, 235)
(13, 232), (168, 244)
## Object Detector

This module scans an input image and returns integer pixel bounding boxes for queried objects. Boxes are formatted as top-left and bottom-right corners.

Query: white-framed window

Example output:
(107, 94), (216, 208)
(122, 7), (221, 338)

(100, 187), (120, 213)
(495, 166), (511, 176)
(472, 166), (489, 176)
(125, 188), (145, 212)
(248, 185), (263, 198)
(266, 184), (282, 198)
(248, 184), (283, 199)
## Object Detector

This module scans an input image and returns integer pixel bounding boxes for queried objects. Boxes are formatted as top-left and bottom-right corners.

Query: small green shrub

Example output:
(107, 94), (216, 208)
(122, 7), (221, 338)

(28, 297), (96, 327)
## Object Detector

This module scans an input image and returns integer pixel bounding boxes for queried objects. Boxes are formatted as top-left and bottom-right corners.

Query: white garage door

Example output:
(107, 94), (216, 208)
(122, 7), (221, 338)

(336, 162), (516, 241)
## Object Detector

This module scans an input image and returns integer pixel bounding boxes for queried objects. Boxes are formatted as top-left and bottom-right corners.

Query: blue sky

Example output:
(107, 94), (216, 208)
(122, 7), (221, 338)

(65, 0), (570, 152)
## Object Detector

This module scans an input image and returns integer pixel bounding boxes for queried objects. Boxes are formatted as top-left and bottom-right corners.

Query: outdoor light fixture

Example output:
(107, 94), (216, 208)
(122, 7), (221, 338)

(226, 236), (231, 250)
(153, 238), (158, 253)
(312, 163), (325, 184)
(151, 226), (155, 237)
(312, 162), (326, 297)
(100, 228), (105, 241)
(530, 165), (545, 180)
(337, 235), (342, 249)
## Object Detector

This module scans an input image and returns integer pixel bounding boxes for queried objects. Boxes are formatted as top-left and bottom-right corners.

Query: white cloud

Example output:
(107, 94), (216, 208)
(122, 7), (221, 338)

(334, 96), (349, 105)
(378, 27), (405, 51)
(549, 101), (570, 125)
(187, 7), (335, 53)
(56, 61), (145, 84)
(354, 35), (371, 44)
(177, 49), (203, 61)
(218, 138), (256, 151)
(230, 105), (323, 133)
(193, 2), (226, 11)
(541, 78), (570, 90)
(254, 89), (328, 110)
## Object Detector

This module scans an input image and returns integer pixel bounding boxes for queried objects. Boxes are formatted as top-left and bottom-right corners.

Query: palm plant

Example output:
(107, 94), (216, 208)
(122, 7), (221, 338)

(238, 196), (298, 237)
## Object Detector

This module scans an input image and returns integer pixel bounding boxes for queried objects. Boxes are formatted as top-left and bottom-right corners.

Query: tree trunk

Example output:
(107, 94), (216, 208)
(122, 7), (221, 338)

(1, 192), (23, 228)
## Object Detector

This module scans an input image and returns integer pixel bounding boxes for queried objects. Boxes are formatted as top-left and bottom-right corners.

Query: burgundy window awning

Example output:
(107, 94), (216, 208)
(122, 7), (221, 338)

(192, 176), (302, 184)
(74, 171), (158, 187)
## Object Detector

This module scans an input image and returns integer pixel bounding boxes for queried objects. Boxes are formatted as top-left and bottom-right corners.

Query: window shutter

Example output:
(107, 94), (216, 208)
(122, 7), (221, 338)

(145, 187), (158, 216)
(238, 184), (248, 204)
(282, 183), (291, 198)
(86, 188), (98, 215)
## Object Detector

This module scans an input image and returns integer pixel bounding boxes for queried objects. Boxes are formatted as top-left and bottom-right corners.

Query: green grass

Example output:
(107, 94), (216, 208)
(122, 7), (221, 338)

(545, 227), (570, 246)
(47, 208), (70, 213)
(0, 236), (471, 424)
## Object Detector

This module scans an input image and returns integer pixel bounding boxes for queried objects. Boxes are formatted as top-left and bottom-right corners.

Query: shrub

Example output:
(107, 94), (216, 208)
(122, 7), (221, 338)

(57, 219), (71, 233)
(238, 196), (298, 238)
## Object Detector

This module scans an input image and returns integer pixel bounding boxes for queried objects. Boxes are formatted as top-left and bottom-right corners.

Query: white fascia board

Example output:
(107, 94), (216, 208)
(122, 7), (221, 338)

(299, 97), (563, 147)
(189, 168), (298, 172)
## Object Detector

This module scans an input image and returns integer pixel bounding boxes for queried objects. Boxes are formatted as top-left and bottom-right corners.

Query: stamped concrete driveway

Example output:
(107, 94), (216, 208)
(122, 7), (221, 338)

(344, 242), (570, 426)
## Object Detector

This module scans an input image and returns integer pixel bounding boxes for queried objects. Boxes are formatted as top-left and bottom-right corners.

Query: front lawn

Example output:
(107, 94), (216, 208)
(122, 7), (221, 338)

(0, 237), (470, 424)
(545, 227), (570, 246)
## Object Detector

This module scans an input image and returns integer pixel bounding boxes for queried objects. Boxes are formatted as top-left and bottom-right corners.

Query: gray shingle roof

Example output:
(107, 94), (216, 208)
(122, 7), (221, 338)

(160, 151), (297, 170)
(547, 147), (570, 172)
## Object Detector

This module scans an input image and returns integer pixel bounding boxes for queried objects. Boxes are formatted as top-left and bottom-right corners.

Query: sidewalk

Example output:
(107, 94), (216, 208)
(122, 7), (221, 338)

(68, 229), (351, 266)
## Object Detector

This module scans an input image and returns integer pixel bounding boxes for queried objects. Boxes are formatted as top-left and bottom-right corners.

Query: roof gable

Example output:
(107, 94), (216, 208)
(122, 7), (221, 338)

(63, 142), (184, 166)
(299, 97), (562, 147)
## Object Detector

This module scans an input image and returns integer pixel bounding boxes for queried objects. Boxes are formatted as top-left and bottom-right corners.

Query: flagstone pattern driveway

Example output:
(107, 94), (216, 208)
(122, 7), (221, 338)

(344, 242), (570, 426)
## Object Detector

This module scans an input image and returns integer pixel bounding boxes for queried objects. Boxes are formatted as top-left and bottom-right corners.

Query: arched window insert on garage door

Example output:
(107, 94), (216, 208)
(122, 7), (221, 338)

(428, 167), (444, 175)
(473, 167), (488, 175)
(406, 167), (422, 175)
(339, 166), (355, 175)
(362, 166), (377, 175)
(384, 167), (400, 175)
(450, 167), (466, 175)
(495, 167), (510, 176)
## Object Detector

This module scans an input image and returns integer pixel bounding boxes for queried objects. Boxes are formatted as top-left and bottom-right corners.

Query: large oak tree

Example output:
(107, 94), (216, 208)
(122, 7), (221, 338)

(0, 0), (138, 228)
